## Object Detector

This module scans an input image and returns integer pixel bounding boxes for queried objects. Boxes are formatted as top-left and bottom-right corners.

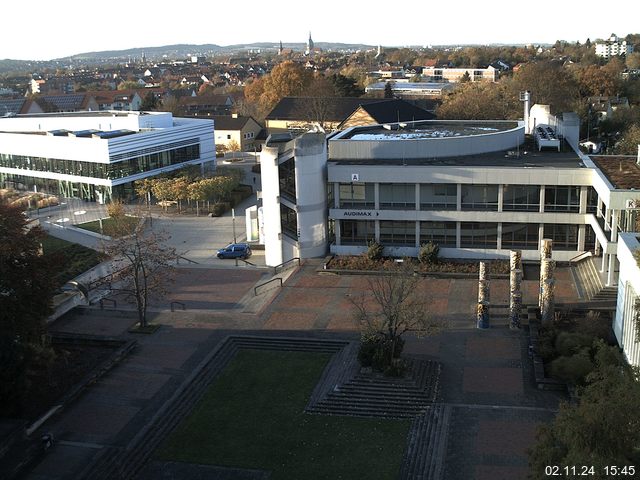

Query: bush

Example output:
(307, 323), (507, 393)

(107, 200), (126, 218)
(384, 358), (409, 377)
(554, 331), (594, 357)
(358, 334), (405, 375)
(418, 242), (439, 264)
(210, 202), (231, 216)
(549, 351), (595, 385)
(366, 241), (384, 261)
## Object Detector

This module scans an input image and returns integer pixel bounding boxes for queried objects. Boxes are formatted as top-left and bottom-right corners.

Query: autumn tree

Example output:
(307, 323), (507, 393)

(384, 82), (394, 98)
(139, 92), (158, 111)
(0, 204), (56, 414)
(102, 220), (176, 328)
(437, 81), (520, 120)
(614, 124), (640, 155)
(350, 264), (444, 376)
(244, 61), (313, 117)
(528, 349), (640, 478)
(510, 61), (581, 114)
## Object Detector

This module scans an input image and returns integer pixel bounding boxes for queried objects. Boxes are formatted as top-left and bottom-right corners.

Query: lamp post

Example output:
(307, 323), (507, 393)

(232, 208), (237, 244)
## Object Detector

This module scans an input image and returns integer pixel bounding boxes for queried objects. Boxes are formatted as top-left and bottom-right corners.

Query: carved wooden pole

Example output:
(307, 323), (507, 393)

(539, 239), (553, 308)
(540, 259), (556, 325)
(477, 261), (490, 328)
(509, 250), (523, 329)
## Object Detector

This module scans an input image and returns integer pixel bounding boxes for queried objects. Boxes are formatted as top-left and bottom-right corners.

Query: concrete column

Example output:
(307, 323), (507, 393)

(578, 225), (586, 251)
(335, 219), (341, 246)
(611, 209), (618, 242)
(594, 237), (601, 256)
(509, 269), (523, 329)
(539, 239), (553, 308)
(597, 196), (603, 218)
(456, 222), (461, 249)
(334, 182), (339, 209)
(375, 220), (380, 243)
(538, 224), (545, 249)
(415, 221), (420, 248)
(497, 184), (504, 213)
(539, 185), (545, 213)
(607, 253), (616, 287)
(456, 184), (462, 211)
(374, 183), (380, 210)
(510, 249), (522, 271)
(497, 223), (503, 250)
(579, 186), (588, 214)
(415, 184), (420, 211)
(601, 252), (608, 273)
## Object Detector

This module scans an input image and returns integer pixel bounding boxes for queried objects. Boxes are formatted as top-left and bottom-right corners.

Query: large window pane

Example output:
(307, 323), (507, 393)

(379, 220), (416, 246)
(280, 204), (297, 240)
(544, 186), (580, 212)
(420, 221), (456, 247)
(379, 183), (415, 210)
(338, 183), (374, 209)
(543, 224), (578, 250)
(460, 222), (498, 248)
(461, 185), (498, 211)
(502, 223), (539, 249)
(339, 220), (375, 245)
(420, 184), (457, 210)
(278, 157), (296, 202)
(502, 185), (540, 212)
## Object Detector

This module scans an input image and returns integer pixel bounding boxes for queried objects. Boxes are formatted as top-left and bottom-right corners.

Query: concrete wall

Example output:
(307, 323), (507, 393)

(614, 233), (640, 368)
(260, 145), (284, 266)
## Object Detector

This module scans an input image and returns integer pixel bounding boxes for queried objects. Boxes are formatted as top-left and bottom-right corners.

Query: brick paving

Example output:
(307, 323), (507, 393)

(25, 261), (580, 480)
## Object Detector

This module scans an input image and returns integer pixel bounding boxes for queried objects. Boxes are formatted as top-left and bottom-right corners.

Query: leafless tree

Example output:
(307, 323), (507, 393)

(102, 216), (176, 328)
(350, 264), (444, 367)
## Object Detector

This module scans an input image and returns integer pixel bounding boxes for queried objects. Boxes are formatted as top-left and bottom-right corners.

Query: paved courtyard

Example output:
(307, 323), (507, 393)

(24, 259), (579, 480)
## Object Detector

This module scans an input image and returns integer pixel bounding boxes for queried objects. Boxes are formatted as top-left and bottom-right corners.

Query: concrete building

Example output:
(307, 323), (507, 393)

(365, 82), (455, 98)
(421, 66), (498, 83)
(0, 111), (215, 203)
(595, 34), (634, 59)
(212, 114), (263, 152)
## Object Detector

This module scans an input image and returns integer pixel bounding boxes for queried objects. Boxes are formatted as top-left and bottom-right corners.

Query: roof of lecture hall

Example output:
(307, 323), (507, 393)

(591, 155), (640, 190)
(329, 133), (584, 168)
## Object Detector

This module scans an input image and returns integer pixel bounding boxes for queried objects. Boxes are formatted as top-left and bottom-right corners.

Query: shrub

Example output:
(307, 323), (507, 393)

(210, 202), (230, 216)
(549, 351), (595, 385)
(418, 242), (439, 264)
(107, 200), (126, 218)
(366, 240), (384, 261)
(384, 358), (409, 377)
(554, 331), (593, 357)
(358, 334), (405, 375)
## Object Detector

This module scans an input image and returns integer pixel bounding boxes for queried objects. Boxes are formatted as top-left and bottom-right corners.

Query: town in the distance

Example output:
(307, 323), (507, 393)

(1, 32), (640, 480)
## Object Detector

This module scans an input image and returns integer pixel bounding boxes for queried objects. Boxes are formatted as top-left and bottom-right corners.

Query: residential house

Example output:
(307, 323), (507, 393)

(212, 114), (263, 152)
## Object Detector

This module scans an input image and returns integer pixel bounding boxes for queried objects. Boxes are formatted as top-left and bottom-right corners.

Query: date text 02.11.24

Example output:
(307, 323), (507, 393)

(544, 465), (636, 476)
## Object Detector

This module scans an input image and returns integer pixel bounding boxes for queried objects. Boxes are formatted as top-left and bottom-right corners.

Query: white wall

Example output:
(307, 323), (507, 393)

(260, 145), (284, 266)
(614, 233), (640, 368)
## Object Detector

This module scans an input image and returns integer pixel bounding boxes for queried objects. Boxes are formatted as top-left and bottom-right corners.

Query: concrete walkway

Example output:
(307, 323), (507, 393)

(24, 260), (579, 480)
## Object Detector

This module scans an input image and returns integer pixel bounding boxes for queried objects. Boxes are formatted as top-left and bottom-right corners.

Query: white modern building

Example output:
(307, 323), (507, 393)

(365, 82), (455, 98)
(613, 232), (640, 367)
(595, 34), (634, 59)
(421, 66), (498, 83)
(0, 111), (215, 203)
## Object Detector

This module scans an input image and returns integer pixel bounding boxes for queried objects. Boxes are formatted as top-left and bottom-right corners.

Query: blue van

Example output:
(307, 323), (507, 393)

(216, 243), (252, 259)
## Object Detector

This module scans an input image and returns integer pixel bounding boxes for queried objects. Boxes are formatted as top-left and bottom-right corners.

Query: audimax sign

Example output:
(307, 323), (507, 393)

(341, 210), (380, 217)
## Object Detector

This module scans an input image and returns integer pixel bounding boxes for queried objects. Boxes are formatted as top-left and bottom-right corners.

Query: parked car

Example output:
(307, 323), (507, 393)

(216, 243), (252, 259)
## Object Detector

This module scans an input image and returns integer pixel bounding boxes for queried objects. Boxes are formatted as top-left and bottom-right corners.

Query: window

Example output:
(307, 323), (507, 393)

(379, 183), (415, 209)
(502, 223), (539, 249)
(338, 183), (374, 209)
(339, 220), (375, 245)
(379, 221), (416, 246)
(226, 134), (231, 140)
(587, 187), (598, 214)
(460, 222), (498, 248)
(544, 186), (580, 212)
(280, 204), (298, 240)
(502, 185), (540, 212)
(461, 185), (498, 211)
(420, 184), (456, 210)
(420, 221), (456, 247)
(279, 157), (296, 202)
(543, 224), (578, 250)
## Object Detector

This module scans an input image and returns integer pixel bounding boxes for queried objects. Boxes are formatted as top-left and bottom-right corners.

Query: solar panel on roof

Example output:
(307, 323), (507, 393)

(91, 129), (135, 139)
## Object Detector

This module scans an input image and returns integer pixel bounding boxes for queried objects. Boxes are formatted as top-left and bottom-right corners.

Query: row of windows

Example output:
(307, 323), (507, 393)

(0, 144), (201, 181)
(338, 220), (580, 250)
(337, 183), (591, 213)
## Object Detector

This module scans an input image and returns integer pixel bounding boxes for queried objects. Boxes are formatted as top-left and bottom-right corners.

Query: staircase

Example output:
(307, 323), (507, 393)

(571, 256), (617, 305)
(306, 358), (441, 418)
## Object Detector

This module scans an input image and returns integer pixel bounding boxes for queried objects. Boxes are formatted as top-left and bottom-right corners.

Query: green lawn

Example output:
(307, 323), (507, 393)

(157, 349), (410, 480)
(41, 235), (102, 287)
(75, 216), (137, 236)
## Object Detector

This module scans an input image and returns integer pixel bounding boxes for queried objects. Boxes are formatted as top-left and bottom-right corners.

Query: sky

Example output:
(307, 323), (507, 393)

(2, 0), (639, 61)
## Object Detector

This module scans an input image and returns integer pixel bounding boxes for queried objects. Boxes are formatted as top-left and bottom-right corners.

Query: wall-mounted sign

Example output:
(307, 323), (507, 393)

(351, 173), (359, 182)
(341, 210), (379, 217)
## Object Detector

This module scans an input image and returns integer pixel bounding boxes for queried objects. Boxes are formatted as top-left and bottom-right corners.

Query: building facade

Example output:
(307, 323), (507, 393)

(0, 111), (215, 203)
(421, 66), (498, 83)
(595, 34), (634, 59)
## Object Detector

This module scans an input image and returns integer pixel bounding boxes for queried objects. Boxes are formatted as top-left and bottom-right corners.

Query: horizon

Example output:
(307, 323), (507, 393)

(3, 0), (638, 61)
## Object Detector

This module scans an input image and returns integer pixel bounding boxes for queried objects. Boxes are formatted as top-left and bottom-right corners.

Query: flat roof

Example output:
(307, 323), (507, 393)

(345, 121), (518, 140)
(591, 155), (640, 189)
(329, 136), (584, 168)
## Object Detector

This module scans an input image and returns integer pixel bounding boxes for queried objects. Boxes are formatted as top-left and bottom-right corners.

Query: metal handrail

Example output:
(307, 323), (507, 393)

(177, 255), (199, 265)
(170, 301), (186, 311)
(569, 251), (593, 263)
(254, 277), (283, 296)
(273, 257), (301, 275)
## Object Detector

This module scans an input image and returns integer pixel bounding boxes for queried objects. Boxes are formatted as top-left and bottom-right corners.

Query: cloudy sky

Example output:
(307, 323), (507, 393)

(2, 0), (638, 60)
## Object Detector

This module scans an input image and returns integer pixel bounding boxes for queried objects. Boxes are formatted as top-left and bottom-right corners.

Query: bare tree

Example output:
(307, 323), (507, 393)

(350, 264), (444, 373)
(102, 217), (176, 328)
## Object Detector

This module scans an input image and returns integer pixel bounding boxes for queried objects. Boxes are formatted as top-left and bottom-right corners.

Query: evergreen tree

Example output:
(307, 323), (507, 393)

(384, 81), (394, 98)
